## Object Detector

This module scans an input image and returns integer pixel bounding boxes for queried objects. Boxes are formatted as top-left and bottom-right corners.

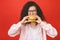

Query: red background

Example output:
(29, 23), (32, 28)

(0, 0), (60, 40)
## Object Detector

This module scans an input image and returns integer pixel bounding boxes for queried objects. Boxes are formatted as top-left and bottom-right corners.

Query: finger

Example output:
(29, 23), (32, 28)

(23, 16), (29, 20)
(24, 20), (29, 23)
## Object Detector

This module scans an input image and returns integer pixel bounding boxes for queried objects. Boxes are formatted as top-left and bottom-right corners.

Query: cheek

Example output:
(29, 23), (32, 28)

(28, 12), (31, 15)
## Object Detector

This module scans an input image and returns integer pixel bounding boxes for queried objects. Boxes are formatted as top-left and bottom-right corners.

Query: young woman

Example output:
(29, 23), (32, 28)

(8, 1), (58, 40)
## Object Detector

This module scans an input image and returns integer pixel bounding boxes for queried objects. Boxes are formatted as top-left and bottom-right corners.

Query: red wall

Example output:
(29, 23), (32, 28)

(0, 0), (60, 40)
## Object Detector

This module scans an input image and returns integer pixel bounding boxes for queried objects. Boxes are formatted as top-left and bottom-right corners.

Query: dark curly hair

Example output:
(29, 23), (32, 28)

(20, 1), (46, 22)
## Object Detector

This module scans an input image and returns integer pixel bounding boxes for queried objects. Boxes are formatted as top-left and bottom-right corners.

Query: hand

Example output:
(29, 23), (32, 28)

(35, 15), (42, 24)
(20, 16), (29, 24)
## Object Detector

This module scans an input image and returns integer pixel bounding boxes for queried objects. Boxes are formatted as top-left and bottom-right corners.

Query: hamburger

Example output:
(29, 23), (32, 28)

(28, 15), (36, 22)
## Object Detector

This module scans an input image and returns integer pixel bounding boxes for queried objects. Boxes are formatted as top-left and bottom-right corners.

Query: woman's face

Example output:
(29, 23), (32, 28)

(28, 6), (37, 16)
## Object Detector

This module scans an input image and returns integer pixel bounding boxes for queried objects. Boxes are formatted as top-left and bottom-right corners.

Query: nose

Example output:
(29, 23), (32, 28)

(30, 12), (33, 15)
(30, 12), (35, 15)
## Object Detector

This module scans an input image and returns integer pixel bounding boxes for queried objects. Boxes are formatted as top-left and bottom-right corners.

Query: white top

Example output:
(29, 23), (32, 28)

(8, 21), (58, 40)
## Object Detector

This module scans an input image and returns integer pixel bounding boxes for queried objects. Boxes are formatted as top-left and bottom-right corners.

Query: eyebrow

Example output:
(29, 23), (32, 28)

(28, 10), (36, 12)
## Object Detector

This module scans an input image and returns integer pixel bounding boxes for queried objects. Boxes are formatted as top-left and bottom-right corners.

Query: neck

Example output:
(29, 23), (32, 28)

(30, 22), (36, 28)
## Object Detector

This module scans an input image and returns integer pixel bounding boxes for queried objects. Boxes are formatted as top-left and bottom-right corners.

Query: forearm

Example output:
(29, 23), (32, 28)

(8, 22), (22, 37)
(40, 21), (58, 38)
